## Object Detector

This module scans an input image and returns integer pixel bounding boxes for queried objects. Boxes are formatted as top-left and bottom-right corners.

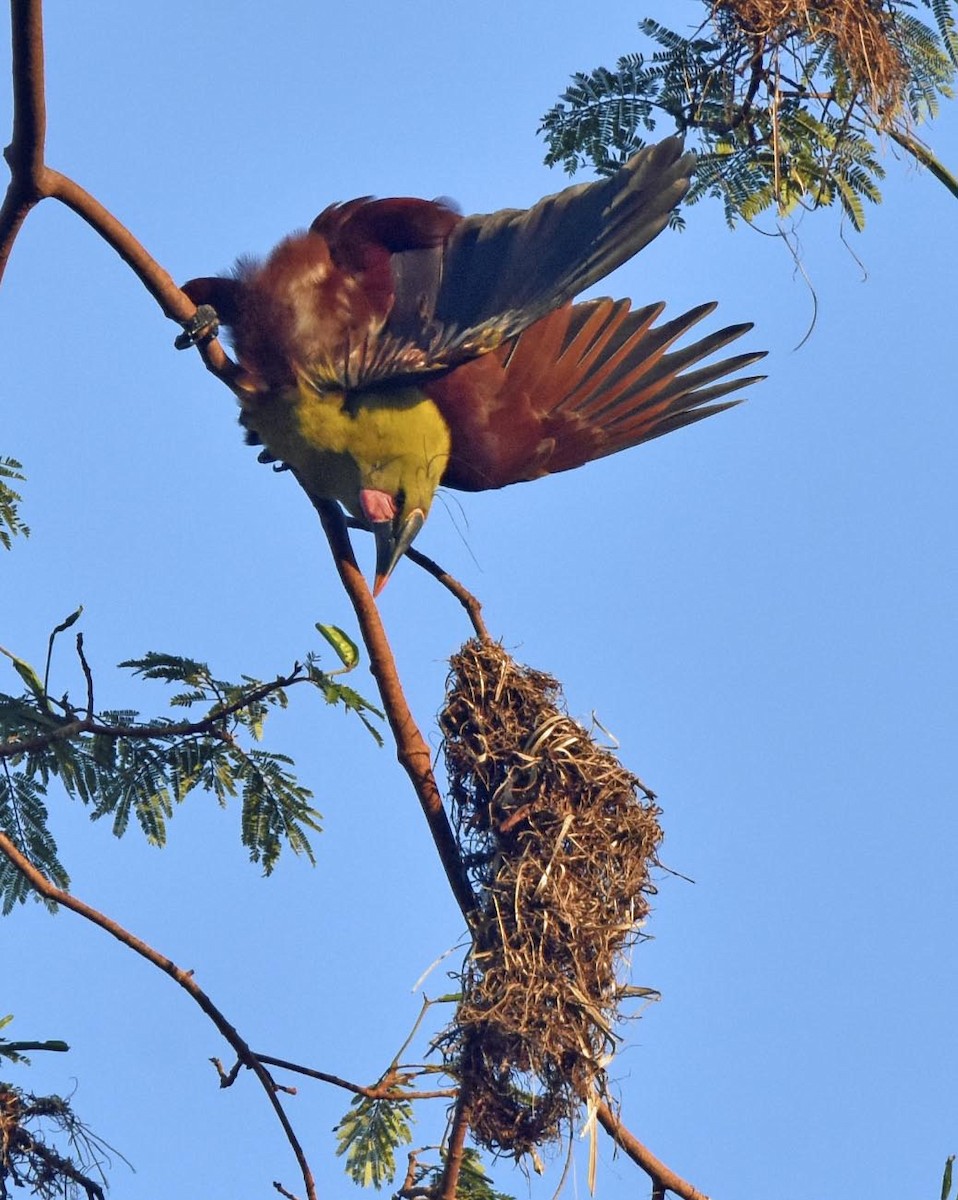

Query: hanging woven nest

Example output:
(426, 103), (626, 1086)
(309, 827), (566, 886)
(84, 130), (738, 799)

(715, 0), (911, 120)
(438, 640), (663, 1157)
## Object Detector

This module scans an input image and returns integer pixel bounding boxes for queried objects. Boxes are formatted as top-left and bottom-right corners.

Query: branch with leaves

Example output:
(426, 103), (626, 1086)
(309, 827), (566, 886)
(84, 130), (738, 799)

(0, 611), (383, 912)
(0, 458), (28, 549)
(540, 1), (958, 230)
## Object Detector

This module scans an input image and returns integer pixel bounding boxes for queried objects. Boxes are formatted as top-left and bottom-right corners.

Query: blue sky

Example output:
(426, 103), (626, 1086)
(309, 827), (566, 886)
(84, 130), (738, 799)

(2, 2), (957, 1199)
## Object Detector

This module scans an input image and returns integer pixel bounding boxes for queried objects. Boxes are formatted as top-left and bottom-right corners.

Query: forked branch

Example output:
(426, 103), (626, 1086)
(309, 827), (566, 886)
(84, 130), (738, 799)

(0, 831), (318, 1200)
(0, 0), (237, 386)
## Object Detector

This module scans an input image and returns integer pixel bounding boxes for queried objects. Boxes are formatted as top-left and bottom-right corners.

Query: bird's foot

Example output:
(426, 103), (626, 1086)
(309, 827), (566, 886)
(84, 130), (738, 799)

(174, 304), (220, 350)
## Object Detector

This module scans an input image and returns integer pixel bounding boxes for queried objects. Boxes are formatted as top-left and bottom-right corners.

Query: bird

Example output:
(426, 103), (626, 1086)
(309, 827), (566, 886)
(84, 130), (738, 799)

(182, 136), (765, 594)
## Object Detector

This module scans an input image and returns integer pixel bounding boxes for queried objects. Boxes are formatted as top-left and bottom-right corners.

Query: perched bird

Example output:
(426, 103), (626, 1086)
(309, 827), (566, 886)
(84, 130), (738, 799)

(183, 137), (765, 594)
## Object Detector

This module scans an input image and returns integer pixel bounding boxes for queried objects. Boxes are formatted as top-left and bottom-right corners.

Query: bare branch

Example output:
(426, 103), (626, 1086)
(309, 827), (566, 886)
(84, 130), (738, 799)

(273, 1182), (301, 1200)
(0, 832), (318, 1200)
(76, 633), (94, 718)
(0, 0), (46, 279)
(596, 1099), (709, 1200)
(405, 546), (489, 641)
(0, 3), (238, 385)
(6, 0), (45, 174)
(313, 498), (479, 925)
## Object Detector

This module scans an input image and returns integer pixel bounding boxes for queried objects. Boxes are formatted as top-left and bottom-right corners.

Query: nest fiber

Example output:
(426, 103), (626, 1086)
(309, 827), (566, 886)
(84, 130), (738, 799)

(439, 640), (663, 1156)
(717, 0), (912, 118)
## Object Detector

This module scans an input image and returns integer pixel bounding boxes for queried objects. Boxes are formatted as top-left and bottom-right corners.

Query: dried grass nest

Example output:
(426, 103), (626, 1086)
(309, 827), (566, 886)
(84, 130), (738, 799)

(438, 640), (663, 1158)
(716, 0), (911, 119)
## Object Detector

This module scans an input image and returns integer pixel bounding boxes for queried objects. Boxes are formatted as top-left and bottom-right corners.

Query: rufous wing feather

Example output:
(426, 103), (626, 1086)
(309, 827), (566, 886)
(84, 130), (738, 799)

(428, 299), (767, 492)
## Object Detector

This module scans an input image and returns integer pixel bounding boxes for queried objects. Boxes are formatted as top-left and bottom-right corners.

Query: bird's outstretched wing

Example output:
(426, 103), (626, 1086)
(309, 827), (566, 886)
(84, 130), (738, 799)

(184, 139), (694, 394)
(425, 298), (767, 492)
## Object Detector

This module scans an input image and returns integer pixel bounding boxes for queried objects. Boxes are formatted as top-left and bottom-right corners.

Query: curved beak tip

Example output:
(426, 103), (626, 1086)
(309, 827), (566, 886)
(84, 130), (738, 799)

(372, 508), (425, 596)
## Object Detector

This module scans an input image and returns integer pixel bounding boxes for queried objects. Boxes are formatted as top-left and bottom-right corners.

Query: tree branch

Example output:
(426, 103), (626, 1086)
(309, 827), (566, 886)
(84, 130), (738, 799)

(405, 546), (489, 641)
(313, 498), (479, 926)
(0, 831), (318, 1200)
(0, 0), (45, 279)
(253, 1054), (456, 1100)
(0, 1), (237, 384)
(596, 1099), (708, 1200)
(0, 667), (312, 758)
(438, 1085), (471, 1200)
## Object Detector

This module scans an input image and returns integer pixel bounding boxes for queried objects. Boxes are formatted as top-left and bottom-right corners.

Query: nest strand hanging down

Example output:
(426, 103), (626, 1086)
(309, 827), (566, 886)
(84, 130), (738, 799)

(439, 640), (663, 1158)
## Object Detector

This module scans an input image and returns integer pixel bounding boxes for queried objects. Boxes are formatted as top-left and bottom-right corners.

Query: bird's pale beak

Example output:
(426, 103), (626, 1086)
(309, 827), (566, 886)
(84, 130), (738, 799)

(372, 508), (425, 596)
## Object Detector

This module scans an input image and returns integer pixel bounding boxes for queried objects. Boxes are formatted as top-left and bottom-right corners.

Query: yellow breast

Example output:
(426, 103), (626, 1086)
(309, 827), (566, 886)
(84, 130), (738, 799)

(242, 380), (451, 519)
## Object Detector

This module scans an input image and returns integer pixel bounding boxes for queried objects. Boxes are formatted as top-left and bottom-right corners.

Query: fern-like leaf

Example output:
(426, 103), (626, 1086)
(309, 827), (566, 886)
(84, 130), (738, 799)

(0, 457), (30, 549)
(334, 1094), (414, 1189)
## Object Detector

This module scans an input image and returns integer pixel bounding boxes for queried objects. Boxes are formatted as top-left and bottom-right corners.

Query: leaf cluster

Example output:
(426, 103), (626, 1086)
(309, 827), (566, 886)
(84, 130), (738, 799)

(416, 1149), (515, 1200)
(334, 1092), (415, 1189)
(540, 2), (958, 230)
(334, 1087), (513, 1200)
(0, 616), (383, 911)
(0, 459), (29, 550)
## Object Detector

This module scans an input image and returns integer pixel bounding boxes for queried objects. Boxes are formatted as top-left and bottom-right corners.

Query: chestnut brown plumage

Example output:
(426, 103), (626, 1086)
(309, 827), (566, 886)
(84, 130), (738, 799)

(183, 137), (765, 592)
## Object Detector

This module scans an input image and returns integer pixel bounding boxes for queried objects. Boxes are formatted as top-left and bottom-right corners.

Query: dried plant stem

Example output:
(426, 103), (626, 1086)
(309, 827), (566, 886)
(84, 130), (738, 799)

(0, 831), (318, 1200)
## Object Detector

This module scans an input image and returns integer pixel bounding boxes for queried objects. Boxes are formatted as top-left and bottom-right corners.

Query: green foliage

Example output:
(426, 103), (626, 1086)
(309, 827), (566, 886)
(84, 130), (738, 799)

(943, 1155), (956, 1200)
(417, 1149), (515, 1200)
(0, 616), (384, 910)
(0, 769), (67, 914)
(0, 1014), (68, 1066)
(316, 623), (361, 672)
(334, 1092), (414, 1189)
(540, 2), (958, 229)
(333, 1091), (514, 1200)
(0, 458), (29, 550)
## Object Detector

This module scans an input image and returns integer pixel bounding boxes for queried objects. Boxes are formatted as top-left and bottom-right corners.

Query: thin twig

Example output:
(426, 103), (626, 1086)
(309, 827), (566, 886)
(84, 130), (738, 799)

(313, 498), (479, 926)
(273, 1183), (301, 1200)
(254, 1055), (456, 1100)
(76, 633), (95, 718)
(0, 833), (318, 1200)
(0, 667), (312, 759)
(405, 546), (489, 640)
(342, 519), (489, 640)
(595, 1099), (708, 1200)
